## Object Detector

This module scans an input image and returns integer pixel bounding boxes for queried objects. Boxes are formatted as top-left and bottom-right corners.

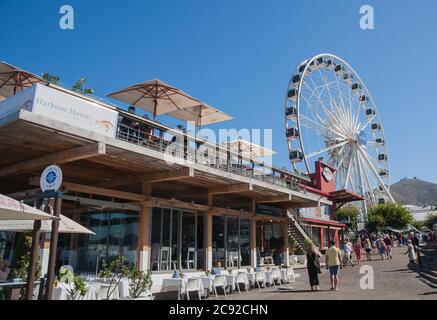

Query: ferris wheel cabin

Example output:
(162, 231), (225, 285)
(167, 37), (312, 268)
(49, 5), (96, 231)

(286, 127), (299, 140)
(285, 106), (298, 120)
(289, 150), (304, 163)
(378, 153), (388, 162)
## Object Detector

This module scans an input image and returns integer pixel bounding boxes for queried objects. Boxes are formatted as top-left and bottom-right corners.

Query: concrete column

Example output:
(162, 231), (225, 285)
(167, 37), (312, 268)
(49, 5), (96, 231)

(250, 219), (257, 267)
(204, 212), (213, 271)
(282, 223), (290, 266)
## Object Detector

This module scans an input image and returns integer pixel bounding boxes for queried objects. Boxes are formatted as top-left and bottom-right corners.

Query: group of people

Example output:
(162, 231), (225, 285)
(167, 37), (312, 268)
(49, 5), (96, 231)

(304, 231), (426, 292)
(306, 240), (343, 292)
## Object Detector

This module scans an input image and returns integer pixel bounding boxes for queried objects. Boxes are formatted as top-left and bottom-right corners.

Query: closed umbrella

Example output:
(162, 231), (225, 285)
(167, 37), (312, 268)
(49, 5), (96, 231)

(0, 61), (44, 101)
(0, 214), (94, 234)
(0, 193), (57, 221)
(107, 79), (202, 119)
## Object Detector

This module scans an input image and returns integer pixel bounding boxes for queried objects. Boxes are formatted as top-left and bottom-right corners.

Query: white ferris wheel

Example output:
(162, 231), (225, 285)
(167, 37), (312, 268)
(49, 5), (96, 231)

(285, 53), (394, 221)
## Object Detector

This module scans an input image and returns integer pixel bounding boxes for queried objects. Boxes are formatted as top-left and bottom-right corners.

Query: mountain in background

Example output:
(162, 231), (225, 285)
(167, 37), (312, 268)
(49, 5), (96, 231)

(390, 178), (437, 206)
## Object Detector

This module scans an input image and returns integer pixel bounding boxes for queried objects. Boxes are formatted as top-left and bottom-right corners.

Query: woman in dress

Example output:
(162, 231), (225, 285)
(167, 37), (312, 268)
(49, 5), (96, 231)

(353, 240), (362, 265)
(305, 241), (321, 291)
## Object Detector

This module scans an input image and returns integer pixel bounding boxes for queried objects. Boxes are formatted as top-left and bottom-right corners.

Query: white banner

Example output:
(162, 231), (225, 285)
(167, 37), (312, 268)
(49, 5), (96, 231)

(32, 84), (118, 137)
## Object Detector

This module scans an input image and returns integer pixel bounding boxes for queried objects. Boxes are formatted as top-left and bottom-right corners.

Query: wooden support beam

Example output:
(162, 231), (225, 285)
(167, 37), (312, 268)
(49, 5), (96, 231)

(29, 177), (146, 202)
(141, 198), (210, 212)
(0, 142), (106, 178)
(208, 183), (253, 195)
(255, 194), (292, 203)
(28, 178), (291, 223)
(99, 167), (194, 188)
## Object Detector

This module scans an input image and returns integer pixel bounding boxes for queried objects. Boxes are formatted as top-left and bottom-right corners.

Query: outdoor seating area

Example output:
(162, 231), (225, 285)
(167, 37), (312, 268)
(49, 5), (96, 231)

(115, 109), (305, 192)
(156, 266), (297, 300)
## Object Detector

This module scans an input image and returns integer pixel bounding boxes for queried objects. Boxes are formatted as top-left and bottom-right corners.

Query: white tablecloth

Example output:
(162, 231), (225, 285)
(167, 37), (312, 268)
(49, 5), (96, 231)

(246, 272), (256, 287)
(280, 269), (288, 282)
(224, 274), (236, 291)
(161, 277), (205, 299)
(52, 282), (101, 300)
(264, 271), (273, 286)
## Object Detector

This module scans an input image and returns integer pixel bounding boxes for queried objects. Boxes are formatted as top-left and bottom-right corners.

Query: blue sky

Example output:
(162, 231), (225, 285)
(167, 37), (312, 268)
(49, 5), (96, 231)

(1, 0), (437, 183)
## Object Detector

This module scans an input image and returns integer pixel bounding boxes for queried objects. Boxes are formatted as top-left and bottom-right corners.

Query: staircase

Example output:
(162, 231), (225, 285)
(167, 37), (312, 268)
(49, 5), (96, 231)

(287, 209), (312, 254)
(410, 242), (437, 288)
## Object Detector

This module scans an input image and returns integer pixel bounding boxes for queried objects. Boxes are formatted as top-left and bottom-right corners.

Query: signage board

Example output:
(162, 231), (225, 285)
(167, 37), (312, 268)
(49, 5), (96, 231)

(32, 84), (118, 137)
(40, 165), (63, 192)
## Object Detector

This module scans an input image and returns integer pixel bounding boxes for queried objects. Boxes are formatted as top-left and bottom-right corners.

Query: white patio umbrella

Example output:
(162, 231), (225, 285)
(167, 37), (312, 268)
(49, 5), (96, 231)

(0, 214), (94, 234)
(0, 61), (44, 100)
(0, 193), (57, 221)
(168, 102), (232, 127)
(107, 79), (202, 119)
(224, 140), (276, 158)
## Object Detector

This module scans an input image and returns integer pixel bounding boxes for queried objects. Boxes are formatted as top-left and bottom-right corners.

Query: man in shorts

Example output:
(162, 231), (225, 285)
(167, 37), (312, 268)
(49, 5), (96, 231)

(325, 240), (343, 291)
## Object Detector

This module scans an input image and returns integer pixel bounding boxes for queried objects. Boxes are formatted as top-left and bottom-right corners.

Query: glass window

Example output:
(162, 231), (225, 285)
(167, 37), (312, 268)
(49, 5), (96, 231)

(212, 216), (225, 268)
(171, 209), (179, 270)
(196, 215), (204, 270)
(312, 227), (321, 248)
(227, 217), (239, 268)
(240, 219), (251, 266)
(58, 208), (139, 274)
(181, 212), (196, 270)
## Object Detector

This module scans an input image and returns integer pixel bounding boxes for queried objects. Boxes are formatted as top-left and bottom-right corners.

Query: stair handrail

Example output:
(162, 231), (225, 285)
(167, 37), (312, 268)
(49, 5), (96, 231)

(287, 209), (312, 241)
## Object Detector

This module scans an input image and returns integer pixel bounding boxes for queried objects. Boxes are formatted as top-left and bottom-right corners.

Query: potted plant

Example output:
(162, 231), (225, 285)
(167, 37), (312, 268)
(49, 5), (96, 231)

(98, 255), (129, 300)
(65, 276), (89, 300)
(127, 268), (153, 300)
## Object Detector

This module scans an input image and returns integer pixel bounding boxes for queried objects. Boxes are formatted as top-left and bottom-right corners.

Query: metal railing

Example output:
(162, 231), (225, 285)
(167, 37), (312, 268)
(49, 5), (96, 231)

(288, 209), (313, 240)
(116, 121), (307, 193)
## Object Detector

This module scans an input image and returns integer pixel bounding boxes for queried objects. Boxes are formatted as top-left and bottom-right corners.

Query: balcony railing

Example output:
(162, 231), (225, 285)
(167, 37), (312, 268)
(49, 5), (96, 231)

(115, 115), (309, 193)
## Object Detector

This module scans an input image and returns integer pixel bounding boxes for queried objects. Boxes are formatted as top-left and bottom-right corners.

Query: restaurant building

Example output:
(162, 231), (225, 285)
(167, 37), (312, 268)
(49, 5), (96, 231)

(0, 61), (359, 278)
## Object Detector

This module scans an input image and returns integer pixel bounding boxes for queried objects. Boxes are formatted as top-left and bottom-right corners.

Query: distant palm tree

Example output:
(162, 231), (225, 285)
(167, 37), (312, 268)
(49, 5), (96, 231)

(42, 72), (60, 84)
(42, 73), (94, 95)
(72, 78), (94, 95)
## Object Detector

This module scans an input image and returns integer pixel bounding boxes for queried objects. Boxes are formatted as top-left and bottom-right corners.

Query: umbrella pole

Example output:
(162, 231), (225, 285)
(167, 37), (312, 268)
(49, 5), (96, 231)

(153, 98), (157, 120)
(24, 220), (42, 300)
(44, 195), (63, 300)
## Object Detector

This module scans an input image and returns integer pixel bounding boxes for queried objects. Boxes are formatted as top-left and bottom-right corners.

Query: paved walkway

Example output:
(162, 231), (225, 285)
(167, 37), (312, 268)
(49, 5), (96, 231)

(212, 247), (437, 300)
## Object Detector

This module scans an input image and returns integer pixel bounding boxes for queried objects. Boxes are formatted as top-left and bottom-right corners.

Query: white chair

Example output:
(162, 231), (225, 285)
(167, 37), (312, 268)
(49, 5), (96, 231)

(271, 268), (281, 286)
(236, 272), (249, 294)
(284, 267), (296, 288)
(186, 247), (195, 269)
(185, 278), (202, 300)
(160, 247), (171, 270)
(212, 275), (227, 299)
(255, 271), (266, 291)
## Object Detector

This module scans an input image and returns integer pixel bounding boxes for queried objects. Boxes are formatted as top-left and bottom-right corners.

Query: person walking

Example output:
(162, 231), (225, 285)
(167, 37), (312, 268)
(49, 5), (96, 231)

(377, 236), (386, 259)
(384, 235), (393, 259)
(305, 241), (321, 291)
(363, 237), (372, 261)
(325, 240), (343, 291)
(343, 239), (354, 267)
(354, 239), (362, 265)
(405, 240), (416, 264)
